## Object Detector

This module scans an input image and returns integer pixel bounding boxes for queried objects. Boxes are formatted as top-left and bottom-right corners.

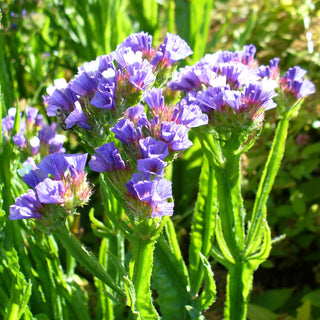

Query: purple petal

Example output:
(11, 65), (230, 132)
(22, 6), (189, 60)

(9, 190), (42, 220)
(35, 178), (65, 204)
(137, 158), (166, 176)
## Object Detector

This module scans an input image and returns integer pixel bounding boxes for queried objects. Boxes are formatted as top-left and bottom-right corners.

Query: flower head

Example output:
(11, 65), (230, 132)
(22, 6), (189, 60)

(280, 66), (315, 99)
(10, 153), (92, 226)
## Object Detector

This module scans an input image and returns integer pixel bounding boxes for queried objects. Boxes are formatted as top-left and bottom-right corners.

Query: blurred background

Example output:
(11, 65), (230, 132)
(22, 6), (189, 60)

(0, 0), (319, 319)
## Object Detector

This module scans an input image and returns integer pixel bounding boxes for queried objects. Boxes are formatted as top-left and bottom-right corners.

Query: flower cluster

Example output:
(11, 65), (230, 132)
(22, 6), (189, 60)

(9, 153), (92, 230)
(169, 45), (315, 135)
(169, 45), (279, 134)
(89, 88), (208, 218)
(1, 106), (65, 158)
(43, 32), (193, 148)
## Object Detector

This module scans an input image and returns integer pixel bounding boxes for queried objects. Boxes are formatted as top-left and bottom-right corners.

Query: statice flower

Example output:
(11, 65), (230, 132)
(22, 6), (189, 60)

(1, 107), (65, 158)
(10, 153), (92, 229)
(255, 58), (315, 114)
(256, 58), (280, 80)
(169, 44), (259, 93)
(89, 86), (207, 219)
(43, 32), (193, 148)
(280, 66), (315, 99)
(152, 32), (193, 68)
(169, 45), (283, 137)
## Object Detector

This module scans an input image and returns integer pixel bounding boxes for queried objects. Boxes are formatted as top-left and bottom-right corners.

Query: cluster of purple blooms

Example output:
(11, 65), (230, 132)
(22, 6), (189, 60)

(1, 106), (65, 158)
(89, 87), (208, 218)
(41, 31), (199, 219)
(43, 32), (193, 147)
(9, 33), (316, 224)
(169, 45), (315, 132)
(9, 153), (92, 225)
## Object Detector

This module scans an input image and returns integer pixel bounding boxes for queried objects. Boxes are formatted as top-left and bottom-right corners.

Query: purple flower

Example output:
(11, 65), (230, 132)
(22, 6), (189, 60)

(89, 142), (126, 172)
(111, 119), (138, 144)
(70, 55), (115, 96)
(33, 154), (65, 180)
(30, 136), (40, 155)
(25, 106), (39, 125)
(90, 69), (117, 109)
(2, 108), (18, 134)
(151, 201), (174, 218)
(171, 101), (208, 128)
(48, 134), (66, 154)
(115, 32), (153, 57)
(9, 190), (42, 220)
(38, 124), (56, 144)
(139, 137), (169, 160)
(65, 101), (91, 130)
(240, 81), (277, 112)
(281, 66), (315, 98)
(44, 79), (78, 117)
(160, 122), (192, 151)
(137, 158), (166, 176)
(126, 176), (173, 217)
(127, 59), (155, 91)
(35, 178), (65, 204)
(21, 167), (47, 189)
(235, 44), (257, 66)
(152, 32), (193, 67)
(10, 153), (91, 222)
(125, 105), (146, 122)
(196, 86), (228, 113)
(144, 88), (165, 111)
(169, 65), (203, 91)
(64, 153), (88, 177)
(12, 132), (27, 148)
(256, 58), (280, 80)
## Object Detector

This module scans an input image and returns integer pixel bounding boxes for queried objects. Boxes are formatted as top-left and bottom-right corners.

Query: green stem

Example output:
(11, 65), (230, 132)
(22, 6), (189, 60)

(246, 116), (290, 255)
(224, 263), (254, 320)
(213, 152), (245, 257)
(130, 238), (160, 320)
(53, 223), (126, 301)
(189, 159), (217, 294)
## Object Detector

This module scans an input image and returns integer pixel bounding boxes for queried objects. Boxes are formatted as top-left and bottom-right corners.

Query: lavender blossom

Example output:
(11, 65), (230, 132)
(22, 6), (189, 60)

(139, 137), (169, 160)
(90, 69), (117, 109)
(110, 119), (138, 144)
(44, 79), (78, 116)
(10, 153), (92, 222)
(65, 101), (91, 130)
(160, 122), (193, 151)
(114, 32), (153, 57)
(70, 55), (115, 96)
(137, 158), (166, 176)
(127, 59), (155, 91)
(256, 58), (280, 80)
(281, 66), (315, 98)
(153, 32), (193, 67)
(126, 176), (174, 218)
(9, 190), (43, 220)
(89, 142), (126, 172)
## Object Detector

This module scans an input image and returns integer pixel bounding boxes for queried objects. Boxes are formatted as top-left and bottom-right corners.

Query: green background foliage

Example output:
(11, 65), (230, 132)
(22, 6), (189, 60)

(0, 0), (319, 319)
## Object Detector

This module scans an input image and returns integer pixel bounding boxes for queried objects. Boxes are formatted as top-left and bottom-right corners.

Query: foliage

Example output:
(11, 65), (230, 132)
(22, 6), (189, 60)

(0, 0), (319, 319)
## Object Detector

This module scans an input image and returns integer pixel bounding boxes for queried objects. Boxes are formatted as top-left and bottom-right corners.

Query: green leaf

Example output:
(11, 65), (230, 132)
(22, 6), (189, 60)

(189, 157), (217, 294)
(297, 299), (311, 320)
(153, 235), (191, 320)
(247, 304), (277, 320)
(251, 288), (294, 312)
(301, 290), (320, 307)
(195, 253), (216, 311)
(5, 277), (32, 320)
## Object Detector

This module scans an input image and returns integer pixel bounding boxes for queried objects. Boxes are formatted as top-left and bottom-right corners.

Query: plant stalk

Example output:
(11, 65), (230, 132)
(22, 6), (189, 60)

(246, 116), (290, 255)
(130, 237), (160, 320)
(53, 223), (126, 301)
